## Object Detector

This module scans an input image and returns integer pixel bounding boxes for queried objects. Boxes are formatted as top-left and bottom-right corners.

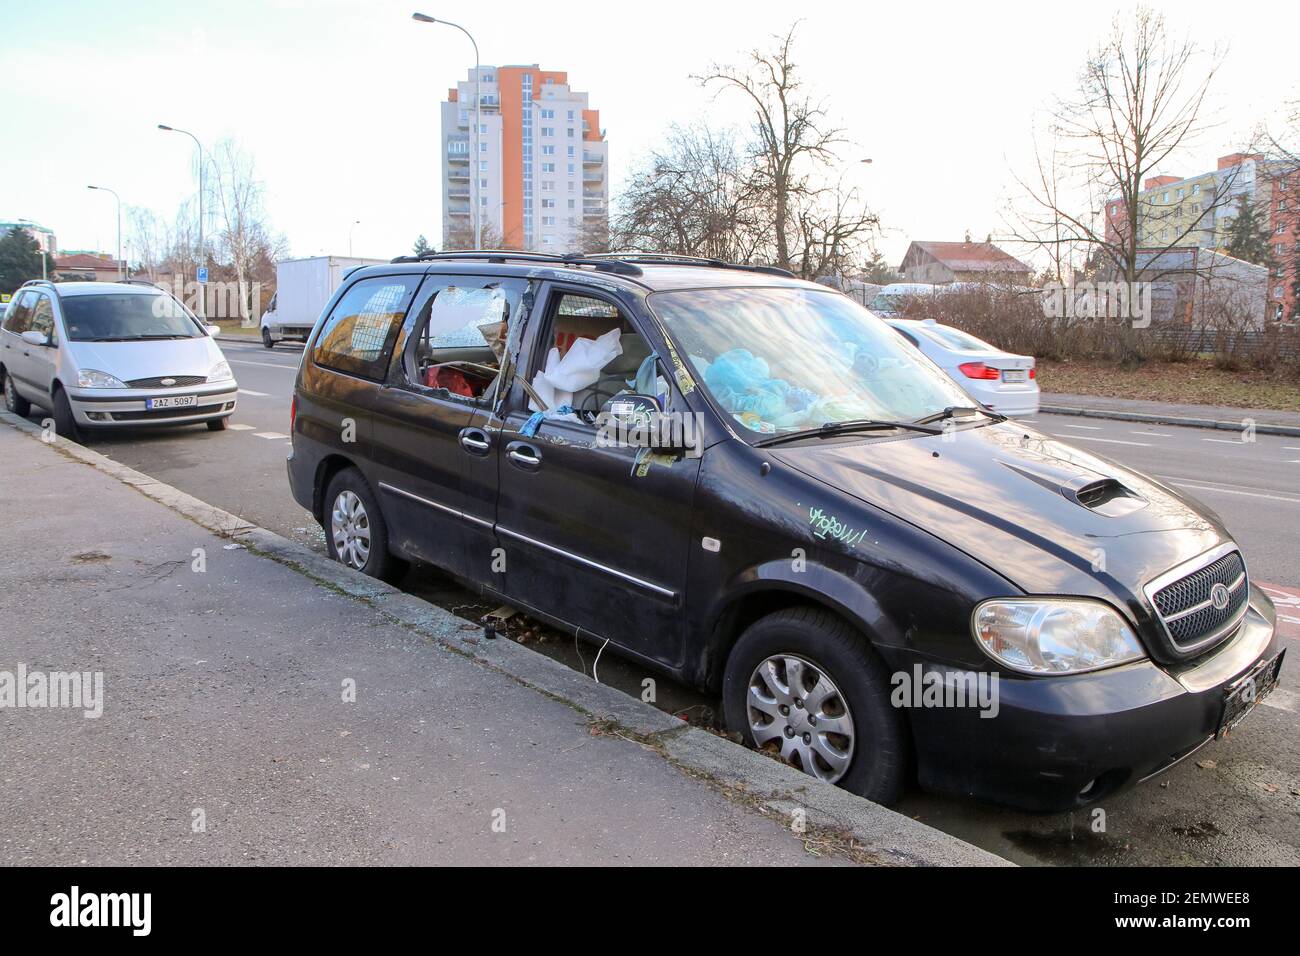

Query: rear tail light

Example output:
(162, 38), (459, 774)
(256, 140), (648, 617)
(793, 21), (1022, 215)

(290, 394), (297, 431)
(958, 362), (1002, 380)
(1029, 367), (1036, 379)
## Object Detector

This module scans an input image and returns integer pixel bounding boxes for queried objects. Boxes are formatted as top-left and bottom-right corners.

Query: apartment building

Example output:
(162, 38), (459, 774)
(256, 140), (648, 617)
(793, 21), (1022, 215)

(1103, 154), (1264, 252)
(1103, 154), (1299, 320)
(440, 64), (609, 253)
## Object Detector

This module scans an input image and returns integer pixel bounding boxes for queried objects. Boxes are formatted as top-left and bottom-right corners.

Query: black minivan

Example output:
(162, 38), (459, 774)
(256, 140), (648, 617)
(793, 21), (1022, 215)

(287, 252), (1283, 811)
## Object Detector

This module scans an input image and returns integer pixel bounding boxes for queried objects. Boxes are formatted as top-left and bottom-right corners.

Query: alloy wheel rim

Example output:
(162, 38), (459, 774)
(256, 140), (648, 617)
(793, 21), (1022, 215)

(746, 654), (856, 783)
(330, 490), (371, 570)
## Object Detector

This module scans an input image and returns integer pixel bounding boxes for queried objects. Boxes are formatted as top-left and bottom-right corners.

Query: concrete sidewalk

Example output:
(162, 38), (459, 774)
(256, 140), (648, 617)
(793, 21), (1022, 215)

(0, 417), (1003, 866)
(1041, 391), (1300, 437)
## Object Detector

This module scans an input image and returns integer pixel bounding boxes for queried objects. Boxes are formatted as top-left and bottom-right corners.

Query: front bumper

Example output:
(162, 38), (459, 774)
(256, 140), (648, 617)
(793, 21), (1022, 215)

(893, 585), (1281, 811)
(68, 383), (238, 427)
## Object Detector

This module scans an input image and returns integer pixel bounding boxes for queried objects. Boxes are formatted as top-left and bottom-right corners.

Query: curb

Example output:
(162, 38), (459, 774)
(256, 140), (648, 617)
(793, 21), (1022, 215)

(0, 410), (1008, 866)
(1039, 403), (1300, 438)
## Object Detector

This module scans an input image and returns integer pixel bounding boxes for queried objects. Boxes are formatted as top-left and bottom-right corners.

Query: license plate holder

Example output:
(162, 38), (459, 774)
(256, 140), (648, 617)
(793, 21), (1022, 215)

(1001, 369), (1028, 383)
(146, 394), (198, 410)
(1217, 650), (1284, 739)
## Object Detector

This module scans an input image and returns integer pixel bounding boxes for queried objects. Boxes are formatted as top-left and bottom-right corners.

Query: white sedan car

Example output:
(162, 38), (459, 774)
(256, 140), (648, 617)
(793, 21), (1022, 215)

(884, 318), (1038, 417)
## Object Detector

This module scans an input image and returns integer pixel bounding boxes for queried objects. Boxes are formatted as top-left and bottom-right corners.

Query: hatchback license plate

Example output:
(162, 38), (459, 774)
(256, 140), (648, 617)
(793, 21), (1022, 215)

(147, 394), (198, 409)
(1217, 650), (1284, 739)
(1001, 369), (1028, 383)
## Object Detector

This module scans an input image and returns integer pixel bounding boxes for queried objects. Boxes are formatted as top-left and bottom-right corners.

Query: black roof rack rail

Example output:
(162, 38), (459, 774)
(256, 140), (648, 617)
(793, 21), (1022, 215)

(583, 252), (796, 279)
(388, 250), (643, 277)
(117, 277), (163, 287)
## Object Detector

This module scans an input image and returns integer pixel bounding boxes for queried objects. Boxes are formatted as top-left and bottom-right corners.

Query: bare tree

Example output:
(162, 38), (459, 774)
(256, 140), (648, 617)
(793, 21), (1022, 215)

(209, 138), (281, 322)
(697, 22), (873, 275)
(611, 124), (764, 260)
(1010, 7), (1231, 284)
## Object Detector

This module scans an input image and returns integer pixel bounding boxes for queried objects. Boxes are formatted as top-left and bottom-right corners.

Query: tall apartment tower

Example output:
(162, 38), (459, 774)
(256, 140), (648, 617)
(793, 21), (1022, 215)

(440, 65), (609, 253)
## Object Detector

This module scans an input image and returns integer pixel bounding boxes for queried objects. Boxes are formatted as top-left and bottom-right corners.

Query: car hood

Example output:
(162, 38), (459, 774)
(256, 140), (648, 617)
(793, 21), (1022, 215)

(773, 421), (1225, 604)
(66, 337), (222, 381)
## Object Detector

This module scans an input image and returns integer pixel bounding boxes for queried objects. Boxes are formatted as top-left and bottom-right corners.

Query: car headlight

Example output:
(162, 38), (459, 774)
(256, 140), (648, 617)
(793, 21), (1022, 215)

(77, 369), (127, 389)
(208, 361), (233, 382)
(972, 598), (1146, 675)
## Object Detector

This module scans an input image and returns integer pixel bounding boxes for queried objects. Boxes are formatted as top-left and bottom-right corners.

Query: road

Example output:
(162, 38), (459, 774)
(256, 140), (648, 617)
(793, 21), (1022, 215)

(23, 336), (1300, 866)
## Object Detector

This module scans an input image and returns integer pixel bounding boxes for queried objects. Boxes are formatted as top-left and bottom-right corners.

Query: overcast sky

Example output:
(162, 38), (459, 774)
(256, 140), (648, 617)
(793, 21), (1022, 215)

(2, 0), (1295, 267)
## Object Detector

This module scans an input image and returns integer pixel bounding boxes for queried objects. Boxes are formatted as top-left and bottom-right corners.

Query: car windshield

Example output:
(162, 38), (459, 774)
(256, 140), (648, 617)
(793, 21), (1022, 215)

(918, 323), (996, 352)
(61, 293), (203, 342)
(649, 287), (972, 437)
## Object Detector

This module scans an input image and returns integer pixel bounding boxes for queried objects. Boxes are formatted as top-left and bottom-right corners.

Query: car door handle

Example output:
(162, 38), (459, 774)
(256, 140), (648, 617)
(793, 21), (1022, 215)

(506, 440), (542, 471)
(459, 427), (491, 456)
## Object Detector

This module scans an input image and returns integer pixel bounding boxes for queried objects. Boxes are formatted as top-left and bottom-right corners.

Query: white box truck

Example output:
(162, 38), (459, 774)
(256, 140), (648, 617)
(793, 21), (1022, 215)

(259, 256), (385, 349)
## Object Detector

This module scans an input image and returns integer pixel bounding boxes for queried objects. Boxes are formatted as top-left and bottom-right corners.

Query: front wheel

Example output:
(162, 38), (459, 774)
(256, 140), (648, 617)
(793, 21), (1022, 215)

(52, 388), (84, 444)
(262, 327), (275, 349)
(3, 370), (31, 417)
(723, 607), (907, 805)
(324, 468), (407, 584)
(207, 417), (229, 431)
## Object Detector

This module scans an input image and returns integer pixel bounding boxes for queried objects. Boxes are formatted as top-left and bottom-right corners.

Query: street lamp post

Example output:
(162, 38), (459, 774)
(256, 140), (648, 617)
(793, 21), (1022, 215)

(413, 12), (481, 250)
(17, 219), (47, 280)
(86, 186), (123, 279)
(349, 220), (361, 257)
(158, 124), (206, 314)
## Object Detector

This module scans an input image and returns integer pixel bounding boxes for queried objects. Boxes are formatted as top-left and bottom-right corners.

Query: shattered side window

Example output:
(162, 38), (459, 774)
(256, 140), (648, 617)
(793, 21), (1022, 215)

(402, 275), (531, 407)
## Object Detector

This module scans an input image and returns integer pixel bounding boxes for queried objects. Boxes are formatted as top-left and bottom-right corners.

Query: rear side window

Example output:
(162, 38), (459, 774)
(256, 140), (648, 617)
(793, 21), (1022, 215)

(313, 276), (421, 380)
(2, 291), (35, 334)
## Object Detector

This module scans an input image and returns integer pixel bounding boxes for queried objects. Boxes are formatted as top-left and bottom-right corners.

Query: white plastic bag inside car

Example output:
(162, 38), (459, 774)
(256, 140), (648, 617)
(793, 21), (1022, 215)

(529, 326), (624, 411)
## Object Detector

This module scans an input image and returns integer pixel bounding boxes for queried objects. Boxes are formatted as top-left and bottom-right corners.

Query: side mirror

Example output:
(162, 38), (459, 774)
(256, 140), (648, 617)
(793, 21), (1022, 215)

(206, 325), (221, 337)
(596, 393), (695, 456)
(20, 330), (51, 347)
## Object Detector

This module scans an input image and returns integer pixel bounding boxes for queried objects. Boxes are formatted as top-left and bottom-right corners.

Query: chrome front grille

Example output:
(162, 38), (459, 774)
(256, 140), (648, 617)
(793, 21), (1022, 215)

(125, 375), (207, 388)
(1147, 548), (1249, 653)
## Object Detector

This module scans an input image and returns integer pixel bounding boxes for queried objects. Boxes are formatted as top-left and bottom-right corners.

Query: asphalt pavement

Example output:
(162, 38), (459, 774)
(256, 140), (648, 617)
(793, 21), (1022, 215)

(9, 335), (1299, 866)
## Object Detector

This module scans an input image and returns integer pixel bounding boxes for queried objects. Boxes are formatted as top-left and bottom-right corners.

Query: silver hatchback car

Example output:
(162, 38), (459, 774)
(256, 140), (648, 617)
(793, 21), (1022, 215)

(0, 280), (238, 441)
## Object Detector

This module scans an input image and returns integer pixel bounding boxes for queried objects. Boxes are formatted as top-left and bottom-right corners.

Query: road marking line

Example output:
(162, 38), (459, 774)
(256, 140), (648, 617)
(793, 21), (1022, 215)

(226, 423), (256, 431)
(1203, 437), (1248, 445)
(1059, 423), (1102, 430)
(1164, 480), (1300, 504)
(1131, 430), (1173, 437)
(229, 359), (297, 370)
(1061, 435), (1151, 447)
(253, 431), (288, 440)
(237, 388), (269, 397)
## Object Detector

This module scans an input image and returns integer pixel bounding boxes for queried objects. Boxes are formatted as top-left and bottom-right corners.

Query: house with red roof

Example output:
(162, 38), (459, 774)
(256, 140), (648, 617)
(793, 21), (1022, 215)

(898, 240), (1034, 285)
(54, 253), (124, 282)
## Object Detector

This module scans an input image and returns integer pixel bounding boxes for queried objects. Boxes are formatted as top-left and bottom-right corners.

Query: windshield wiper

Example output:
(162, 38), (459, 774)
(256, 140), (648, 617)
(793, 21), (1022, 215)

(913, 405), (1007, 425)
(754, 418), (943, 448)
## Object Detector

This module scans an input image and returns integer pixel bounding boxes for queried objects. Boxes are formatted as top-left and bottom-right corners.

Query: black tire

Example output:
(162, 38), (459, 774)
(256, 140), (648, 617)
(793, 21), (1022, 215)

(722, 607), (908, 805)
(323, 468), (407, 584)
(262, 327), (275, 349)
(207, 417), (229, 432)
(52, 387), (84, 444)
(2, 368), (31, 417)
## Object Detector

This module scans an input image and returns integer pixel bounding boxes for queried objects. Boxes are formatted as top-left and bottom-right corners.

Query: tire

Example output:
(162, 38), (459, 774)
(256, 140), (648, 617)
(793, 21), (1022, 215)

(262, 327), (275, 349)
(722, 607), (907, 805)
(52, 387), (84, 444)
(3, 368), (31, 417)
(323, 468), (407, 584)
(207, 417), (229, 432)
